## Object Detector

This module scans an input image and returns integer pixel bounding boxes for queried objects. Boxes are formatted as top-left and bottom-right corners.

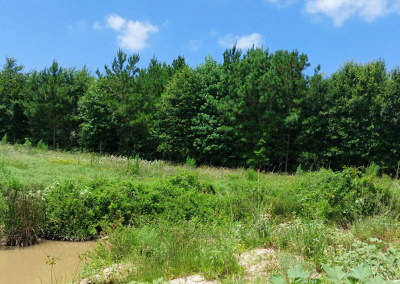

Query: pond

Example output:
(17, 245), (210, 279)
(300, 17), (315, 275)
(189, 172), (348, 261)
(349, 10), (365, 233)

(0, 240), (96, 284)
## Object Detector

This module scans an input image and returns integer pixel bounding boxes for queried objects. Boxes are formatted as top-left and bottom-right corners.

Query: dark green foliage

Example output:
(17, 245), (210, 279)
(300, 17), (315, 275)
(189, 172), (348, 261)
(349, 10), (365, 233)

(157, 56), (233, 164)
(3, 49), (400, 172)
(24, 61), (90, 149)
(79, 51), (172, 157)
(0, 57), (28, 144)
(220, 47), (310, 170)
(301, 60), (392, 171)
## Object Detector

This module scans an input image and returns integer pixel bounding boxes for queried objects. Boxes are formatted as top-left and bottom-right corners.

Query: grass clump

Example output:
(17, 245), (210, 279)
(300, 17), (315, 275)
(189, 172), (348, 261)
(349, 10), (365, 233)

(82, 221), (242, 282)
(36, 139), (48, 150)
(0, 179), (43, 246)
(185, 156), (196, 167)
(1, 133), (7, 146)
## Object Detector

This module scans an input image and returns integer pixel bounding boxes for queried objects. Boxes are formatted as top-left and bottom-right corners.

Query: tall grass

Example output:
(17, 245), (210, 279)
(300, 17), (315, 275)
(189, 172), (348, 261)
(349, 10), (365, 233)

(1, 180), (43, 246)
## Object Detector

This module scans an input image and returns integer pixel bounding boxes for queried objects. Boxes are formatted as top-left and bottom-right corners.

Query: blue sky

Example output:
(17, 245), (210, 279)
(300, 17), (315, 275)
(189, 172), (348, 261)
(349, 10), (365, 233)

(1, 0), (399, 76)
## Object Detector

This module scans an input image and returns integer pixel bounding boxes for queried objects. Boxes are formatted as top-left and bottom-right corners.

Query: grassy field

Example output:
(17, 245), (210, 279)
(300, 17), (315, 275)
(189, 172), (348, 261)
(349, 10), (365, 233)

(1, 143), (400, 283)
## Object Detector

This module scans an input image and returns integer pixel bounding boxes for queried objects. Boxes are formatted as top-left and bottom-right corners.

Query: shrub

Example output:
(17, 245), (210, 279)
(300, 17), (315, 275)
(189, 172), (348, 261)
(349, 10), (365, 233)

(36, 139), (48, 150)
(40, 172), (217, 240)
(246, 168), (256, 181)
(185, 156), (196, 167)
(24, 138), (32, 147)
(1, 133), (7, 146)
(287, 168), (394, 222)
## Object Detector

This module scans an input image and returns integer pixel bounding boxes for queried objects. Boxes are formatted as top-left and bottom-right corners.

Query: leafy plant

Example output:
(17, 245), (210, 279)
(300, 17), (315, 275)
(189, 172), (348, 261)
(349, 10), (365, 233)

(322, 263), (394, 284)
(246, 168), (256, 181)
(36, 139), (48, 150)
(127, 154), (140, 175)
(1, 133), (7, 146)
(270, 263), (394, 284)
(328, 239), (400, 279)
(185, 156), (196, 167)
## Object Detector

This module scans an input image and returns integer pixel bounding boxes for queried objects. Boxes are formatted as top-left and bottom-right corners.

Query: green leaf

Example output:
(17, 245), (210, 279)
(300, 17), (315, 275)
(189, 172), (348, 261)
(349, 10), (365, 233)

(322, 264), (348, 283)
(348, 263), (372, 282)
(269, 274), (286, 284)
(288, 265), (310, 279)
(368, 276), (389, 284)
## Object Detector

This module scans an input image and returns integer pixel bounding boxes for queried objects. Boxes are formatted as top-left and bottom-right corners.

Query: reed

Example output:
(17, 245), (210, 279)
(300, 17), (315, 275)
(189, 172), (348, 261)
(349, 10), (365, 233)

(2, 180), (43, 246)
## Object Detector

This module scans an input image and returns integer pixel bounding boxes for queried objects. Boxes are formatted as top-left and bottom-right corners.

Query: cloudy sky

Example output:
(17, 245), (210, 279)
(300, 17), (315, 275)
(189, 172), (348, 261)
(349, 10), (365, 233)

(1, 0), (399, 75)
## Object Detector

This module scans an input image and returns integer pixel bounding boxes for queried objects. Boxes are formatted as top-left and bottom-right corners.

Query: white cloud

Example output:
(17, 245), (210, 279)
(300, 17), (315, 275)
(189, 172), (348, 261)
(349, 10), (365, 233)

(117, 20), (158, 51)
(161, 20), (169, 28)
(305, 0), (400, 26)
(218, 33), (263, 49)
(102, 14), (158, 52)
(189, 40), (202, 51)
(106, 14), (126, 30)
(93, 21), (102, 29)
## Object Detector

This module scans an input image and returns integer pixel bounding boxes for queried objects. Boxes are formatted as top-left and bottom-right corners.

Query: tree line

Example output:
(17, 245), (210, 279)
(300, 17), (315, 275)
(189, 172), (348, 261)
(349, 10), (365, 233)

(1, 46), (400, 173)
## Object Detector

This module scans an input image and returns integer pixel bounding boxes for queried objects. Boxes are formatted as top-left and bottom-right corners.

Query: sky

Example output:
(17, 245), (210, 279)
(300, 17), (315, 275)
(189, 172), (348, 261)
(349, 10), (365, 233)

(1, 0), (400, 76)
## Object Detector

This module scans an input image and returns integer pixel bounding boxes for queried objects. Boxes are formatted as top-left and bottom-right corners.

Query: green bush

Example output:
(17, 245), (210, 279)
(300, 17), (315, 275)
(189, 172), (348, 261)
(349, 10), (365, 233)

(40, 171), (219, 240)
(185, 156), (196, 167)
(246, 168), (256, 181)
(1, 134), (7, 146)
(36, 139), (48, 150)
(286, 168), (394, 222)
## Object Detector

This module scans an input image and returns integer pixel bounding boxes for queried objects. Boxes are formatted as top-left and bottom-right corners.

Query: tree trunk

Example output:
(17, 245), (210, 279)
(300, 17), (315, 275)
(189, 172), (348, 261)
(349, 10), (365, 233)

(285, 133), (290, 173)
(53, 123), (56, 150)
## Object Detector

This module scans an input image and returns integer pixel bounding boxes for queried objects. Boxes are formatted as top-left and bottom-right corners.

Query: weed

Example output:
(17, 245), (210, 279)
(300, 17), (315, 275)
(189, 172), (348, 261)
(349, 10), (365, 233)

(1, 179), (43, 246)
(246, 168), (256, 181)
(127, 154), (140, 175)
(1, 133), (7, 146)
(185, 156), (196, 167)
(36, 139), (49, 150)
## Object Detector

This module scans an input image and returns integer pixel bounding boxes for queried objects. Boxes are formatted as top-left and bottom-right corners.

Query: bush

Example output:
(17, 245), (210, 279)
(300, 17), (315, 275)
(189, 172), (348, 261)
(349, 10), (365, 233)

(287, 168), (394, 222)
(40, 171), (218, 240)
(185, 156), (196, 167)
(36, 139), (48, 150)
(1, 134), (7, 146)
(246, 168), (256, 181)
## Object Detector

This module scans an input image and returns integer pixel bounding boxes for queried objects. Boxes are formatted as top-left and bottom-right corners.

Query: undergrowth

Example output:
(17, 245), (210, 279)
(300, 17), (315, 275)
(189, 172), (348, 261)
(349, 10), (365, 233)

(1, 144), (400, 282)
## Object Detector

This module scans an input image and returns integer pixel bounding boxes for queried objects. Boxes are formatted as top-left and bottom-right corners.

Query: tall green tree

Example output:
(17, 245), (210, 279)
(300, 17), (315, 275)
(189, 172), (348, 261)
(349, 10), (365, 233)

(302, 60), (388, 170)
(78, 77), (118, 153)
(220, 47), (310, 171)
(24, 61), (90, 149)
(266, 50), (310, 172)
(134, 57), (173, 158)
(157, 65), (201, 161)
(191, 56), (233, 164)
(0, 57), (27, 143)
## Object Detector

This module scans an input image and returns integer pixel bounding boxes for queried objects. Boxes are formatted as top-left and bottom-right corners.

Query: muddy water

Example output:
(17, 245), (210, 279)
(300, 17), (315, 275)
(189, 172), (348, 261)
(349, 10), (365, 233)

(0, 240), (96, 284)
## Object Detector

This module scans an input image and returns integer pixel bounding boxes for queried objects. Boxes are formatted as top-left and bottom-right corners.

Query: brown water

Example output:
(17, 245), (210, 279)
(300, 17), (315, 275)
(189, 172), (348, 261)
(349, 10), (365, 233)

(0, 240), (96, 284)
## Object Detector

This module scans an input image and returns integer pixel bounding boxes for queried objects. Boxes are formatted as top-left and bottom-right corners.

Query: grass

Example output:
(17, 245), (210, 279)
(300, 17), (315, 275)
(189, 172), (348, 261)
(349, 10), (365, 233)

(2, 143), (400, 282)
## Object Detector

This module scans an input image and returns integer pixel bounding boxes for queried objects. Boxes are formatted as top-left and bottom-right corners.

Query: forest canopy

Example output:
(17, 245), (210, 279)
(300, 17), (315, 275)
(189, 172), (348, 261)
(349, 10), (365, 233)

(1, 47), (399, 173)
